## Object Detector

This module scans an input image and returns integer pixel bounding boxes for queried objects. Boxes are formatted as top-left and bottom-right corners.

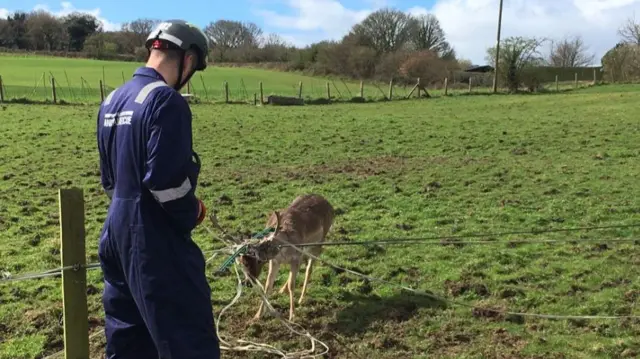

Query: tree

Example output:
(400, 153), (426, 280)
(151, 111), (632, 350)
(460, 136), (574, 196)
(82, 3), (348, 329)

(259, 33), (292, 62)
(204, 20), (262, 61)
(121, 18), (159, 47)
(486, 36), (546, 92)
(26, 10), (67, 51)
(601, 42), (640, 82)
(408, 13), (454, 59)
(0, 18), (14, 48)
(547, 35), (594, 67)
(6, 12), (29, 49)
(618, 16), (640, 44)
(62, 12), (101, 51)
(350, 8), (414, 54)
(84, 32), (120, 58)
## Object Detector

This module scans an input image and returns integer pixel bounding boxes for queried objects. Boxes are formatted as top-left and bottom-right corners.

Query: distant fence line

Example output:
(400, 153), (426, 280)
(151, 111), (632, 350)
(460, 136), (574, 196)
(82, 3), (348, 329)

(0, 69), (601, 106)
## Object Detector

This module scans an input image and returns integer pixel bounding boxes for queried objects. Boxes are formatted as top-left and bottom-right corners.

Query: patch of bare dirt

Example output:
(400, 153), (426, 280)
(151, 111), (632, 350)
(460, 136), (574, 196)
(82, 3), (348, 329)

(445, 280), (490, 298)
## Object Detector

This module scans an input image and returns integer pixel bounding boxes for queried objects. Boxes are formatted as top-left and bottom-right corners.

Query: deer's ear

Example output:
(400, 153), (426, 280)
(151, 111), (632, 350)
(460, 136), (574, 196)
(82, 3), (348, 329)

(272, 210), (281, 235)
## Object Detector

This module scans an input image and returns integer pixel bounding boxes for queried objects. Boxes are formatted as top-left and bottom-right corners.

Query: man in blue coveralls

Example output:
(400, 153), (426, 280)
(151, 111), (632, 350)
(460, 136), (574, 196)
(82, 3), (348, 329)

(96, 20), (221, 359)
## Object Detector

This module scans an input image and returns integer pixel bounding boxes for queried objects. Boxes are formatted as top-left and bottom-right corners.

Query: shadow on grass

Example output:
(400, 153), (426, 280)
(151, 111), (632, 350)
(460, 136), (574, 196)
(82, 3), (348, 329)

(329, 290), (447, 336)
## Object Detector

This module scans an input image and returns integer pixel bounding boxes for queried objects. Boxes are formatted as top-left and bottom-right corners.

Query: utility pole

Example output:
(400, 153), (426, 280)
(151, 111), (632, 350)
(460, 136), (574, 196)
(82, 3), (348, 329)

(492, 0), (504, 93)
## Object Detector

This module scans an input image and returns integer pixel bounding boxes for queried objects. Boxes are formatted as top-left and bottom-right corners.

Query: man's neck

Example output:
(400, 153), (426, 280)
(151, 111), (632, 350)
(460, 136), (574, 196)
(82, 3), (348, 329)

(145, 60), (174, 87)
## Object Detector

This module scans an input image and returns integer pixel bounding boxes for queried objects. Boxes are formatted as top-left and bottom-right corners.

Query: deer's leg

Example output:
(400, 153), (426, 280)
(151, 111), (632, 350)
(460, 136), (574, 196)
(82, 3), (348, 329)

(254, 260), (280, 320)
(287, 260), (300, 322)
(298, 258), (314, 305)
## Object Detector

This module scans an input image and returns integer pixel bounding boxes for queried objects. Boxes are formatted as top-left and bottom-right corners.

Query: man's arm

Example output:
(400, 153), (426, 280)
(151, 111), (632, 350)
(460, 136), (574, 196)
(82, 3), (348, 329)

(142, 90), (202, 233)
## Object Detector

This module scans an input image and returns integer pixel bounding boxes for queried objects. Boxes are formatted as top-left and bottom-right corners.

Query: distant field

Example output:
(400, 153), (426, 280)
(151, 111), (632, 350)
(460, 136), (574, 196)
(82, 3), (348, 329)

(1, 84), (640, 358)
(0, 54), (416, 103)
(0, 53), (591, 104)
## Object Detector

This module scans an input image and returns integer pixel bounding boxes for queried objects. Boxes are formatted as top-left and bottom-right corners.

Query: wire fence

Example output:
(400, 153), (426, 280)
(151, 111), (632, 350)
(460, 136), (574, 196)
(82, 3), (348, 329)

(3, 223), (640, 284)
(3, 222), (640, 358)
(0, 68), (601, 105)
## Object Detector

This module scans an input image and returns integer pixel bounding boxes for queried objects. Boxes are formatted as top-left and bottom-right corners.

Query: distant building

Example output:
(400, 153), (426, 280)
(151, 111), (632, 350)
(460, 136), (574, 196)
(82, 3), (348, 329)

(465, 65), (495, 73)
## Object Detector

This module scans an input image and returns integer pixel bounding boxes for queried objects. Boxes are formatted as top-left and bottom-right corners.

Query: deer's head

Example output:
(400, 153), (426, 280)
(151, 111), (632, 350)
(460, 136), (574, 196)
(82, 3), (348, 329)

(237, 210), (283, 286)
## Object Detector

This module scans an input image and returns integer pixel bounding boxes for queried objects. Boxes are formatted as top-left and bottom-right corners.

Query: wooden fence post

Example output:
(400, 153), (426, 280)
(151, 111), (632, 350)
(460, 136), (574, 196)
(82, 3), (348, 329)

(417, 78), (421, 98)
(444, 77), (448, 96)
(259, 81), (264, 104)
(58, 188), (89, 359)
(326, 82), (331, 100)
(555, 75), (559, 92)
(298, 81), (303, 99)
(224, 81), (229, 103)
(468, 77), (473, 93)
(254, 93), (257, 106)
(51, 77), (57, 104)
(359, 81), (364, 98)
(574, 73), (578, 88)
(0, 75), (4, 103)
(593, 68), (597, 85)
(388, 79), (393, 100)
(99, 80), (105, 102)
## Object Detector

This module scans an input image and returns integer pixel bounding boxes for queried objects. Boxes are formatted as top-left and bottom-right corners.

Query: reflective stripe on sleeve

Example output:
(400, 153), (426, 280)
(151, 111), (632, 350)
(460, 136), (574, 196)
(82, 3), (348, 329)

(149, 178), (192, 203)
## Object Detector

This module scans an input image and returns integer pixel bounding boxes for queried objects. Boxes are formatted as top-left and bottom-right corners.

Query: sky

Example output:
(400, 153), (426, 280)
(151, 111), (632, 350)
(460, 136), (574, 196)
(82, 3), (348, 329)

(2, 0), (640, 65)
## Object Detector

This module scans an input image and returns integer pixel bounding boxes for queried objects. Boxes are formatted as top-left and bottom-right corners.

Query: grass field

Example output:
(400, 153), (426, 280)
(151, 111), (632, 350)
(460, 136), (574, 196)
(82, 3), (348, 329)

(1, 84), (640, 358)
(0, 53), (415, 103)
(0, 53), (589, 104)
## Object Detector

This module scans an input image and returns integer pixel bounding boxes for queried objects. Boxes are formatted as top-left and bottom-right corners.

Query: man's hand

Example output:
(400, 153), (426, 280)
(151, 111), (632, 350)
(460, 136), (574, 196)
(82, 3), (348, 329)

(196, 199), (206, 226)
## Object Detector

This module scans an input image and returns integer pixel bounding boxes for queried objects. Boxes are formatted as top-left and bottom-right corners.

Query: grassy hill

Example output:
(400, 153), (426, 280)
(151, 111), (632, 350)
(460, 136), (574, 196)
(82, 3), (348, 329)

(1, 83), (640, 358)
(0, 53), (414, 103)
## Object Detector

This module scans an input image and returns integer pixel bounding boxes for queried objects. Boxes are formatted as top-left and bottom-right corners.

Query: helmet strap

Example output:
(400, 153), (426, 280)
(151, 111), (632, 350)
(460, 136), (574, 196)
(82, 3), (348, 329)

(174, 50), (196, 91)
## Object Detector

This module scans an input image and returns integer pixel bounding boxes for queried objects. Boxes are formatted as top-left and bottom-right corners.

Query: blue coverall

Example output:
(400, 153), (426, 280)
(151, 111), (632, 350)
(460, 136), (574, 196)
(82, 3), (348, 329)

(96, 67), (221, 359)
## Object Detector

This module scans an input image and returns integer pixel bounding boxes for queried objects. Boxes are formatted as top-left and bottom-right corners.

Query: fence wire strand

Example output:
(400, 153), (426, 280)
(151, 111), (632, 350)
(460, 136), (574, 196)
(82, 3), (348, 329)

(2, 223), (639, 284)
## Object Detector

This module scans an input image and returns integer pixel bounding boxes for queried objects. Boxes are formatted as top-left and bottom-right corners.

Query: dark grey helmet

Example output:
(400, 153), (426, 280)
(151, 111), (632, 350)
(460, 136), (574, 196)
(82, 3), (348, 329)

(145, 20), (209, 71)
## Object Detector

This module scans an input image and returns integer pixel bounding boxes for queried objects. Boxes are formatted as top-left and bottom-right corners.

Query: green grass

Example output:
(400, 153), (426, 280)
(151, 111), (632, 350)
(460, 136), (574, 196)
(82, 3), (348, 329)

(0, 53), (588, 104)
(1, 84), (640, 358)
(0, 54), (408, 103)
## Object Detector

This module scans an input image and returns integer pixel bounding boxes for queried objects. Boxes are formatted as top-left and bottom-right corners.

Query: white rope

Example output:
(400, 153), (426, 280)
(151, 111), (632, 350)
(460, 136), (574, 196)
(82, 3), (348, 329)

(206, 229), (330, 358)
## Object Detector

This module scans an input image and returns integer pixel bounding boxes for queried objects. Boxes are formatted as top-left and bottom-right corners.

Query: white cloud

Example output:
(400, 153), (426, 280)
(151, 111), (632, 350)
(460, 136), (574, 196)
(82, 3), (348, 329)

(0, 2), (120, 31)
(256, 0), (377, 41)
(412, 0), (640, 65)
(256, 0), (640, 65)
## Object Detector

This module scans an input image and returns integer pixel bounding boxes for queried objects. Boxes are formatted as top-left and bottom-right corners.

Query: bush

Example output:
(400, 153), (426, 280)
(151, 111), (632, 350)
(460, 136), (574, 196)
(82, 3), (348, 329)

(398, 50), (448, 85)
(602, 43), (640, 82)
(134, 47), (148, 62)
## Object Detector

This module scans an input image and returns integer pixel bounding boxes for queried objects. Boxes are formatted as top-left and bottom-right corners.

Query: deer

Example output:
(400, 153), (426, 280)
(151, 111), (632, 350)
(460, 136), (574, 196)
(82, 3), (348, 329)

(237, 194), (334, 322)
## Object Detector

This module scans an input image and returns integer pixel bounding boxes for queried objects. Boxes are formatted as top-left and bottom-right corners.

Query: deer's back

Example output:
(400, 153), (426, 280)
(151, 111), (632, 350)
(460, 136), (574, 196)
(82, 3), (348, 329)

(267, 194), (334, 245)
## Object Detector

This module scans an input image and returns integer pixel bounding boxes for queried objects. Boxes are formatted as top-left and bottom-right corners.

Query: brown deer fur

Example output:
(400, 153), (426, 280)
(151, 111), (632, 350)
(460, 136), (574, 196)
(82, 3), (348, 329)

(239, 194), (334, 321)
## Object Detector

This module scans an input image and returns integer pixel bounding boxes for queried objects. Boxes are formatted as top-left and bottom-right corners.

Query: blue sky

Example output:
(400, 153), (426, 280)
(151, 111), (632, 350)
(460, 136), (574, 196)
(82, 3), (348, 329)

(3, 0), (640, 64)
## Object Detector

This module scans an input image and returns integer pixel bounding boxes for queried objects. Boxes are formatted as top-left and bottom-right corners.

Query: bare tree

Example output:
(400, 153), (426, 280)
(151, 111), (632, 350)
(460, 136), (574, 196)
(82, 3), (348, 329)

(204, 20), (262, 48)
(204, 20), (263, 61)
(261, 33), (287, 47)
(351, 8), (414, 54)
(121, 18), (159, 47)
(547, 35), (595, 67)
(618, 16), (640, 44)
(26, 10), (67, 51)
(408, 13), (454, 59)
